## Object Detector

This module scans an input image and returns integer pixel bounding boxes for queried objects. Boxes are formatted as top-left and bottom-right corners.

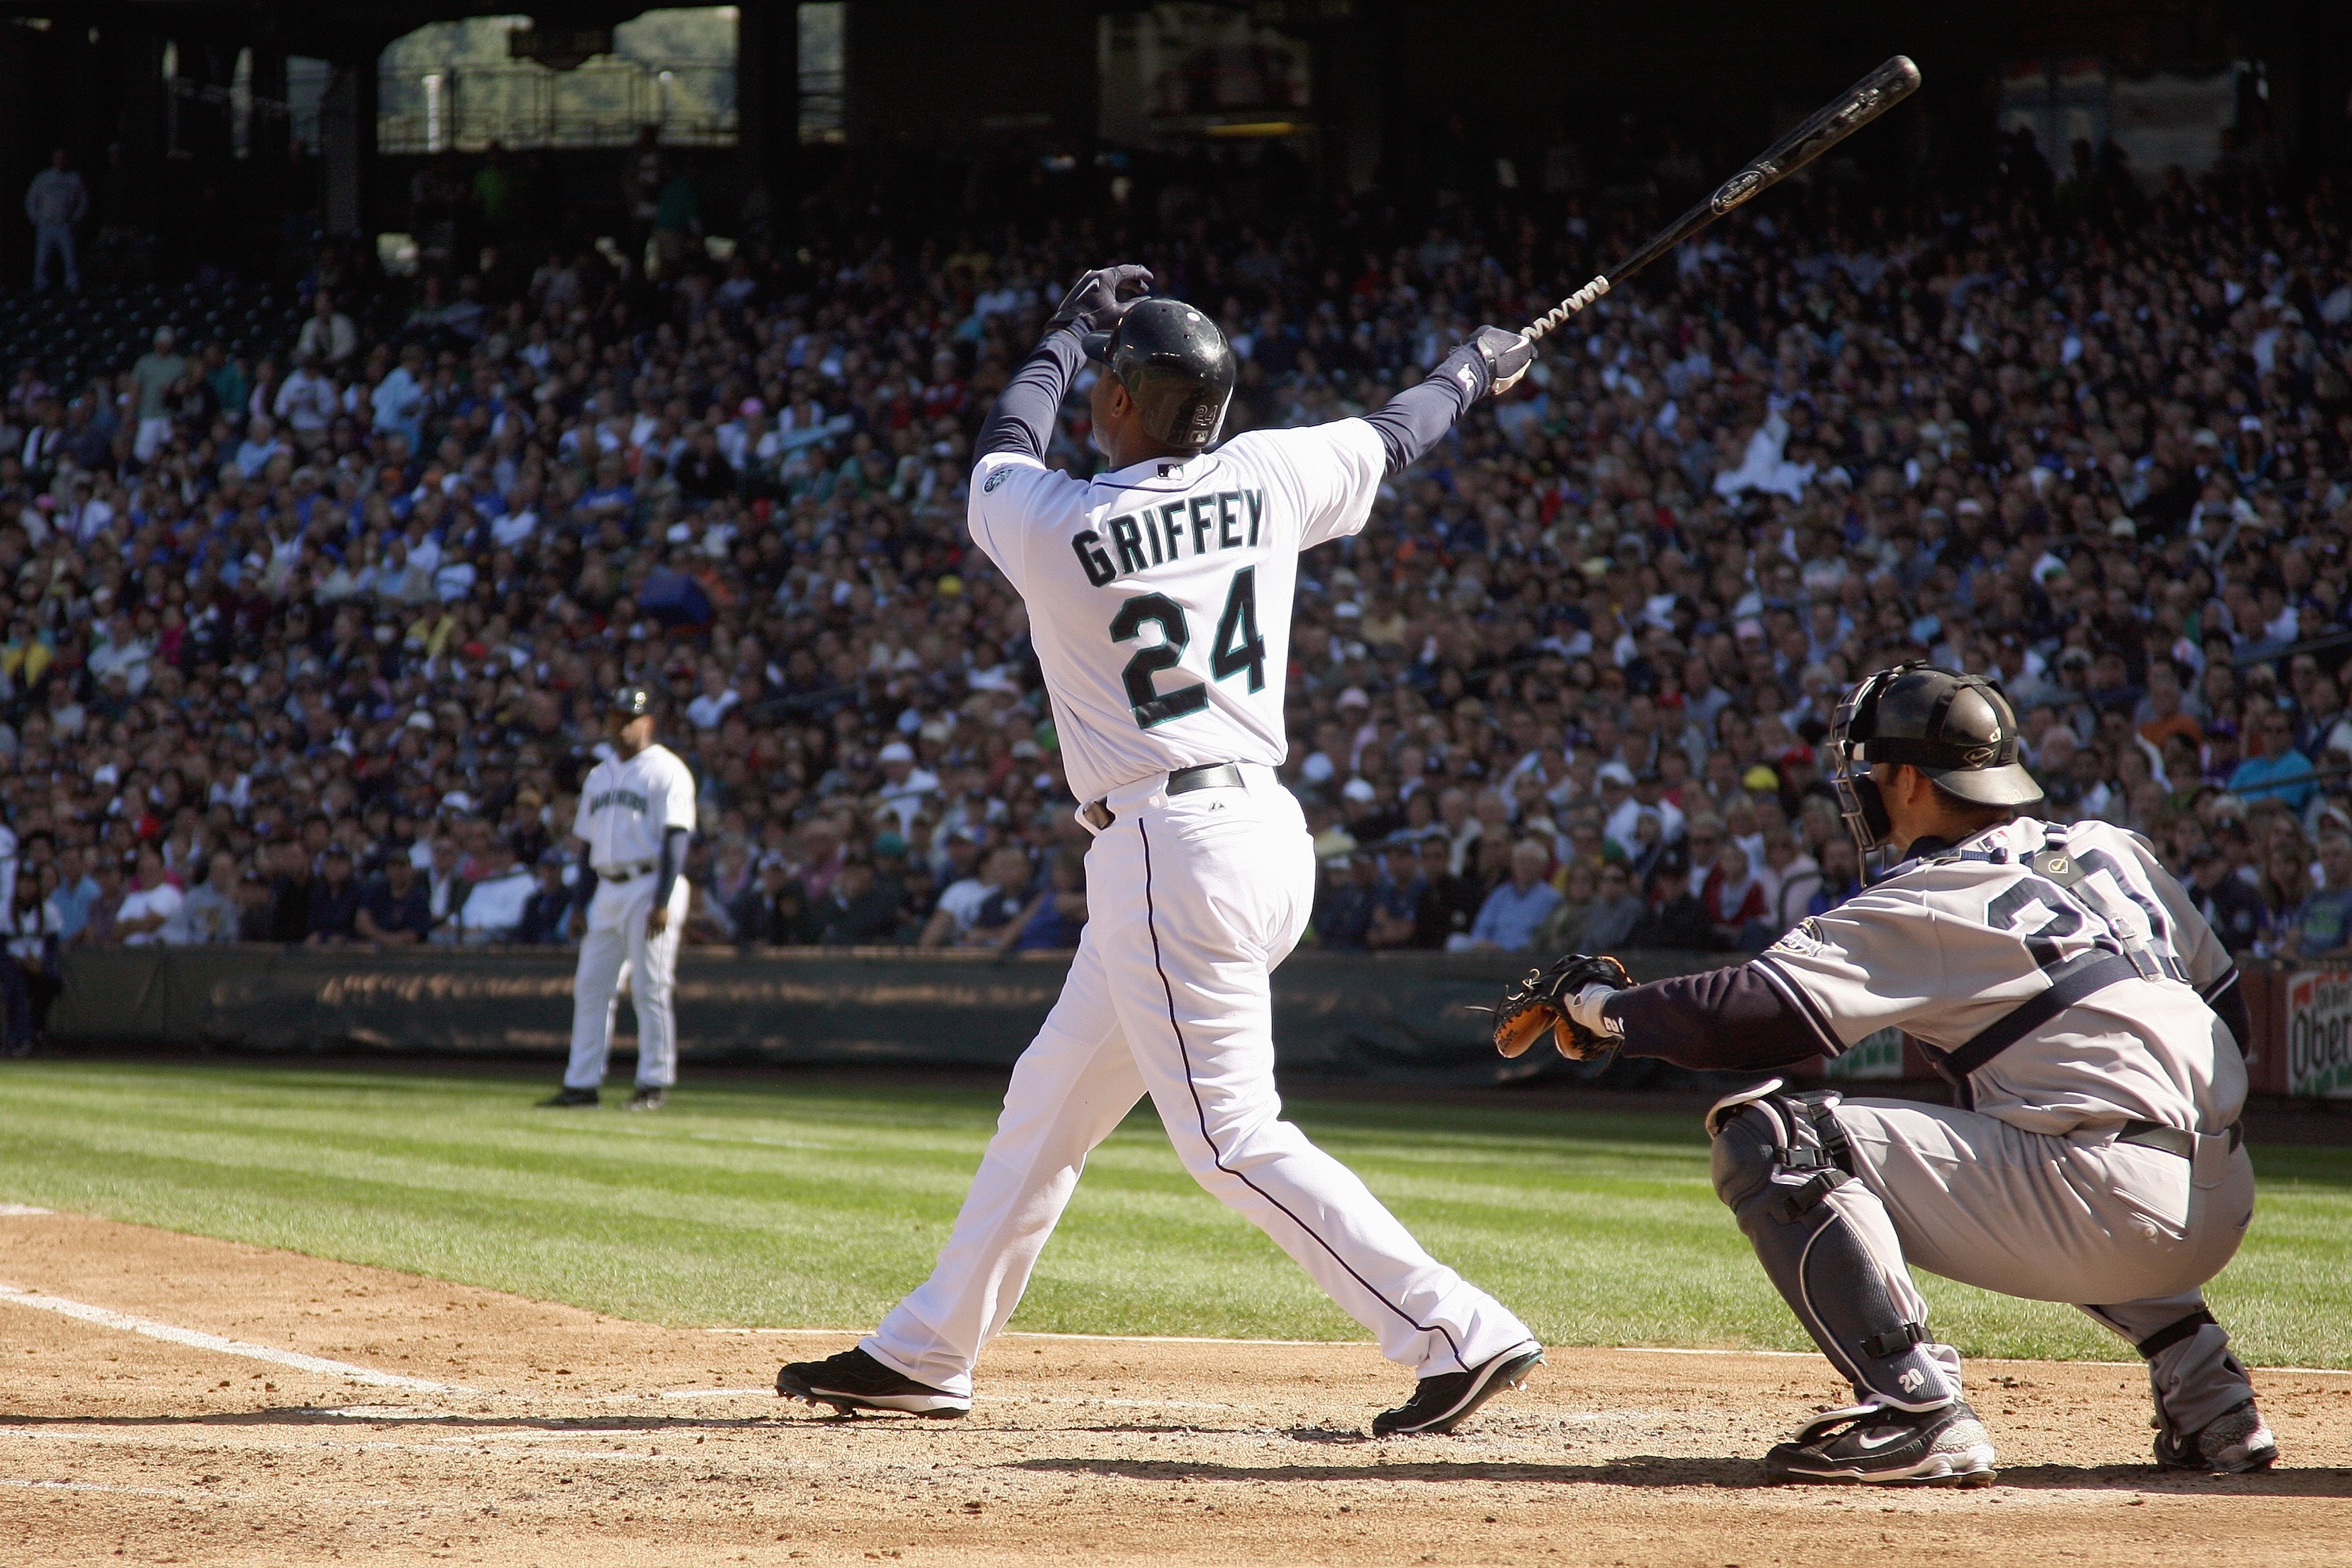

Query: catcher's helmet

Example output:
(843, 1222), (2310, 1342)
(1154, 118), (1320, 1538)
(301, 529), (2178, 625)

(1824, 662), (2042, 854)
(608, 685), (654, 719)
(1082, 297), (1235, 452)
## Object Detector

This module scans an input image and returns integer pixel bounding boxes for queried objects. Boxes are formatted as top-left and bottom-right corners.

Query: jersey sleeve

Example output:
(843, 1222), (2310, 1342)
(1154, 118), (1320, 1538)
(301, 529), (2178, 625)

(2118, 828), (2233, 993)
(965, 452), (1057, 585)
(657, 755), (699, 834)
(1749, 887), (1949, 1053)
(1233, 421), (1387, 550)
(570, 774), (593, 842)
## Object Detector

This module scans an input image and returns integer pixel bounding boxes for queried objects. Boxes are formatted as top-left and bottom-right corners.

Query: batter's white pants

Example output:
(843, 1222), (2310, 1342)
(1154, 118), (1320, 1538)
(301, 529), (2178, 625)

(1833, 1098), (2259, 1436)
(564, 873), (689, 1090)
(866, 765), (1535, 1396)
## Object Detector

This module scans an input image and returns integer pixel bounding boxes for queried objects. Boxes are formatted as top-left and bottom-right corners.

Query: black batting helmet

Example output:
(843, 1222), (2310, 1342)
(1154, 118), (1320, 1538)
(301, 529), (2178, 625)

(609, 685), (654, 718)
(1082, 297), (1235, 452)
(1825, 663), (2042, 854)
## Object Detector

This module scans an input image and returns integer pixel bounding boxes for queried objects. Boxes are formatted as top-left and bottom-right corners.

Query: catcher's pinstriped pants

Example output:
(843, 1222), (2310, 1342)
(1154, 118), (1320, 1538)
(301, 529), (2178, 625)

(1829, 1098), (2259, 1436)
(865, 763), (1534, 1395)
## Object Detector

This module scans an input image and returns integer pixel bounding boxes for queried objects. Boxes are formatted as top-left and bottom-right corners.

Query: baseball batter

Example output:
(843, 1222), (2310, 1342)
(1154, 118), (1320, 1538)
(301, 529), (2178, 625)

(541, 685), (697, 1112)
(779, 268), (1545, 1434)
(1496, 664), (2273, 1484)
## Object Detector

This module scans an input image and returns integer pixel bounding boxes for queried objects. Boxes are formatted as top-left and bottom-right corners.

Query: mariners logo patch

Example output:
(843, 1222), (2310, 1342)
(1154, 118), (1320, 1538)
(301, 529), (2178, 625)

(984, 467), (1013, 493)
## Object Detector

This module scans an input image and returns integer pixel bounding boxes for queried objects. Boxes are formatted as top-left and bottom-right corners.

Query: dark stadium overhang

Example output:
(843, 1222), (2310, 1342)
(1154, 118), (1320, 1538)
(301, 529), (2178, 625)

(0, 1), (667, 62)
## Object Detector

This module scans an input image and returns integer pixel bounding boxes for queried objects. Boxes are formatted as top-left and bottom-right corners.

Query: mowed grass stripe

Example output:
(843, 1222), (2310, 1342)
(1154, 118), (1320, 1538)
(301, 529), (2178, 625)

(0, 1061), (2343, 1365)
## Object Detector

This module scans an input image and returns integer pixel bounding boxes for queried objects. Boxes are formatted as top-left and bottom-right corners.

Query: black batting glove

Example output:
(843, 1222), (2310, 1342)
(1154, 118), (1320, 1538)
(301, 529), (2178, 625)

(1432, 326), (1538, 401)
(1046, 264), (1155, 338)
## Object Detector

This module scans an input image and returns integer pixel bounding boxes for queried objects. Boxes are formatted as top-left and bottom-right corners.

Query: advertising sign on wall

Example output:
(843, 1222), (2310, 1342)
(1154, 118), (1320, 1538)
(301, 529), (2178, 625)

(2284, 970), (2352, 1097)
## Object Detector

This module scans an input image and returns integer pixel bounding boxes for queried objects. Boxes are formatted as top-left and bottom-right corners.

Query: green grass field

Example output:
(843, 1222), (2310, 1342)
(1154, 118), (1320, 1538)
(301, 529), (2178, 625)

(0, 1061), (2345, 1367)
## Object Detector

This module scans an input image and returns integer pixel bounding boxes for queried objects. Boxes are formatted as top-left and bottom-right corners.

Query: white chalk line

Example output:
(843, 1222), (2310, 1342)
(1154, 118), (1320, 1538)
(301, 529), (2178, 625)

(0, 1283), (473, 1393)
(0, 1204), (54, 1216)
(1618, 1344), (2352, 1377)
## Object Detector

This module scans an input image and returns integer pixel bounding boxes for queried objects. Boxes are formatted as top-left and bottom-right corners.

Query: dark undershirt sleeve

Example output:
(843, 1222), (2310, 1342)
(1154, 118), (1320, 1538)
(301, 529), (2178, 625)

(975, 329), (1085, 461)
(1602, 963), (1826, 1073)
(1359, 356), (1478, 476)
(653, 826), (691, 910)
(2204, 967), (2251, 1059)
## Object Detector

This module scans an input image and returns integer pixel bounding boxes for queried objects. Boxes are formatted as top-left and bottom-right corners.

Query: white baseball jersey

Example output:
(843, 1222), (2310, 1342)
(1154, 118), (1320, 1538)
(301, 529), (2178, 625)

(572, 742), (698, 869)
(1753, 816), (2241, 1134)
(968, 421), (1386, 804)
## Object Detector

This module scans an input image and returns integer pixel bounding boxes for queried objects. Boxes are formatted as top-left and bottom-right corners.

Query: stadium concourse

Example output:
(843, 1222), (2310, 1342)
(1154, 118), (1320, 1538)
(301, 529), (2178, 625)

(1, 140), (2351, 1016)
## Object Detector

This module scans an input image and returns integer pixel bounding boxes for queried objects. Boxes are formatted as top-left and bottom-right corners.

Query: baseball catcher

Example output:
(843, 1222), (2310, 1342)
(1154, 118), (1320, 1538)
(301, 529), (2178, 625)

(1493, 663), (2272, 1485)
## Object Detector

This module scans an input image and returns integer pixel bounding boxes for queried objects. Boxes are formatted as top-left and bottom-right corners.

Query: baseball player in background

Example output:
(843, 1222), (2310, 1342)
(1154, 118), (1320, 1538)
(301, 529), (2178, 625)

(779, 267), (1546, 1434)
(1500, 664), (2273, 1485)
(540, 685), (697, 1112)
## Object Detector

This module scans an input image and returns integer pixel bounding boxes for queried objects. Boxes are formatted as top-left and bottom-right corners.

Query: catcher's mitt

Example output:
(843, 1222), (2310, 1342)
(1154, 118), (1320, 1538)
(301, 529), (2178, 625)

(1491, 954), (1632, 1061)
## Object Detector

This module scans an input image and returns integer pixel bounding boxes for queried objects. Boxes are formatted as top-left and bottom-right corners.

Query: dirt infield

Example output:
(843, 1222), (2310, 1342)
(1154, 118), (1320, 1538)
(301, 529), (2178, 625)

(0, 1212), (2344, 1566)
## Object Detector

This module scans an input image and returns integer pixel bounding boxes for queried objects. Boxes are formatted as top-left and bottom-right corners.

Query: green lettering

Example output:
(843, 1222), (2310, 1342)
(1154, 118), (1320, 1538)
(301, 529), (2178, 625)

(1109, 513), (1147, 575)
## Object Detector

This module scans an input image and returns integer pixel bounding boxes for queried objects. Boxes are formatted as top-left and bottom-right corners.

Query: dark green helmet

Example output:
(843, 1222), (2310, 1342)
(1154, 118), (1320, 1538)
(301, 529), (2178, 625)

(1082, 298), (1235, 452)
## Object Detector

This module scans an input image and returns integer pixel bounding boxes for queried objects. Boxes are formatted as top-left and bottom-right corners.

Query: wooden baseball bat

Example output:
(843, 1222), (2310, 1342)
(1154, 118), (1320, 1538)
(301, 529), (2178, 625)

(1523, 55), (1922, 343)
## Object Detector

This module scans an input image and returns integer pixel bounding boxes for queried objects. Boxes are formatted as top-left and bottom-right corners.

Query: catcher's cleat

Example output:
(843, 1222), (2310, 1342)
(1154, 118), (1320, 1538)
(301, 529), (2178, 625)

(626, 1086), (668, 1112)
(1764, 1400), (1997, 1486)
(537, 1086), (599, 1108)
(776, 1348), (970, 1418)
(2155, 1400), (2277, 1473)
(1371, 1342), (1544, 1436)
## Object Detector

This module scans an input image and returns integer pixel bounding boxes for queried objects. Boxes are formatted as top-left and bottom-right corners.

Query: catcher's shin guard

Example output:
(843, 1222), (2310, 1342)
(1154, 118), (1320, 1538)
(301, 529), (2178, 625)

(1707, 1080), (1957, 1412)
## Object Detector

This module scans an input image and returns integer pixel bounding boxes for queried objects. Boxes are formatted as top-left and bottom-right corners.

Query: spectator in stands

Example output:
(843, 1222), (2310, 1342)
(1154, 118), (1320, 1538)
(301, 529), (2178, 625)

(456, 838), (533, 942)
(1700, 840), (1769, 949)
(515, 852), (580, 945)
(24, 148), (85, 293)
(2284, 833), (2352, 962)
(1006, 848), (1087, 953)
(128, 328), (186, 463)
(1575, 861), (1647, 952)
(2230, 708), (2316, 814)
(295, 290), (358, 368)
(2189, 842), (2267, 955)
(356, 854), (434, 946)
(113, 848), (183, 946)
(0, 871), (60, 1054)
(1316, 853), (1381, 951)
(918, 836), (1006, 948)
(304, 846), (364, 944)
(1365, 839), (1428, 951)
(46, 846), (98, 944)
(179, 852), (242, 944)
(817, 852), (901, 946)
(1456, 840), (1562, 953)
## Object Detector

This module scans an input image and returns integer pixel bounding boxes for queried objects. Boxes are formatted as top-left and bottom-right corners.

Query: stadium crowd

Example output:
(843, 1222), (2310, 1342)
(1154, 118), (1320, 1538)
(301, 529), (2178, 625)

(3, 130), (2351, 1044)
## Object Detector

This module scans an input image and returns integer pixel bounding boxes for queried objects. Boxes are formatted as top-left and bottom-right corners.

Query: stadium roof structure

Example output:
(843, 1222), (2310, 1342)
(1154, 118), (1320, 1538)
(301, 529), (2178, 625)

(0, 1), (663, 62)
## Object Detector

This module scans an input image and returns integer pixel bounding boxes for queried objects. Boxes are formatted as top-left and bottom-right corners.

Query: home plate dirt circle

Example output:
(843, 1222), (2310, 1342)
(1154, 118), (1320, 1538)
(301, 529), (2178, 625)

(0, 1214), (2345, 1566)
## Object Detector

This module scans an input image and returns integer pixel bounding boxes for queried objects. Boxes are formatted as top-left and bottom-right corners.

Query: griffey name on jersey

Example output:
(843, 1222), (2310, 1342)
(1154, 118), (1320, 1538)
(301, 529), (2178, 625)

(1070, 489), (1267, 586)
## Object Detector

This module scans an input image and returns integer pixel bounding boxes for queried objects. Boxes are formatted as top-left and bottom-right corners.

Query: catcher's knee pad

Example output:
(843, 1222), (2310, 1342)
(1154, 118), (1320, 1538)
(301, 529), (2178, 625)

(1705, 1079), (1953, 1412)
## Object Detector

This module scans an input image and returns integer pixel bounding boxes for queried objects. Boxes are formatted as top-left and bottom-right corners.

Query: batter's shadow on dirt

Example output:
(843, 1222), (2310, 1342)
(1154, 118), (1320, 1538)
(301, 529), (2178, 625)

(1015, 1455), (1757, 1487)
(1016, 1457), (2352, 1495)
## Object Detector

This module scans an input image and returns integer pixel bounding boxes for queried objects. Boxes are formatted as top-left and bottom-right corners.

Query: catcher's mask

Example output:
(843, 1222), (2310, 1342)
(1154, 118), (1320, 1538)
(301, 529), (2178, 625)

(1826, 662), (2043, 868)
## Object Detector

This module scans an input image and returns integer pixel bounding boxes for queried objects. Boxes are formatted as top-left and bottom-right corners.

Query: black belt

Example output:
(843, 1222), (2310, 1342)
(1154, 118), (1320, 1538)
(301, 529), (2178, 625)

(597, 861), (656, 880)
(2116, 1120), (2243, 1160)
(1079, 763), (1244, 832)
